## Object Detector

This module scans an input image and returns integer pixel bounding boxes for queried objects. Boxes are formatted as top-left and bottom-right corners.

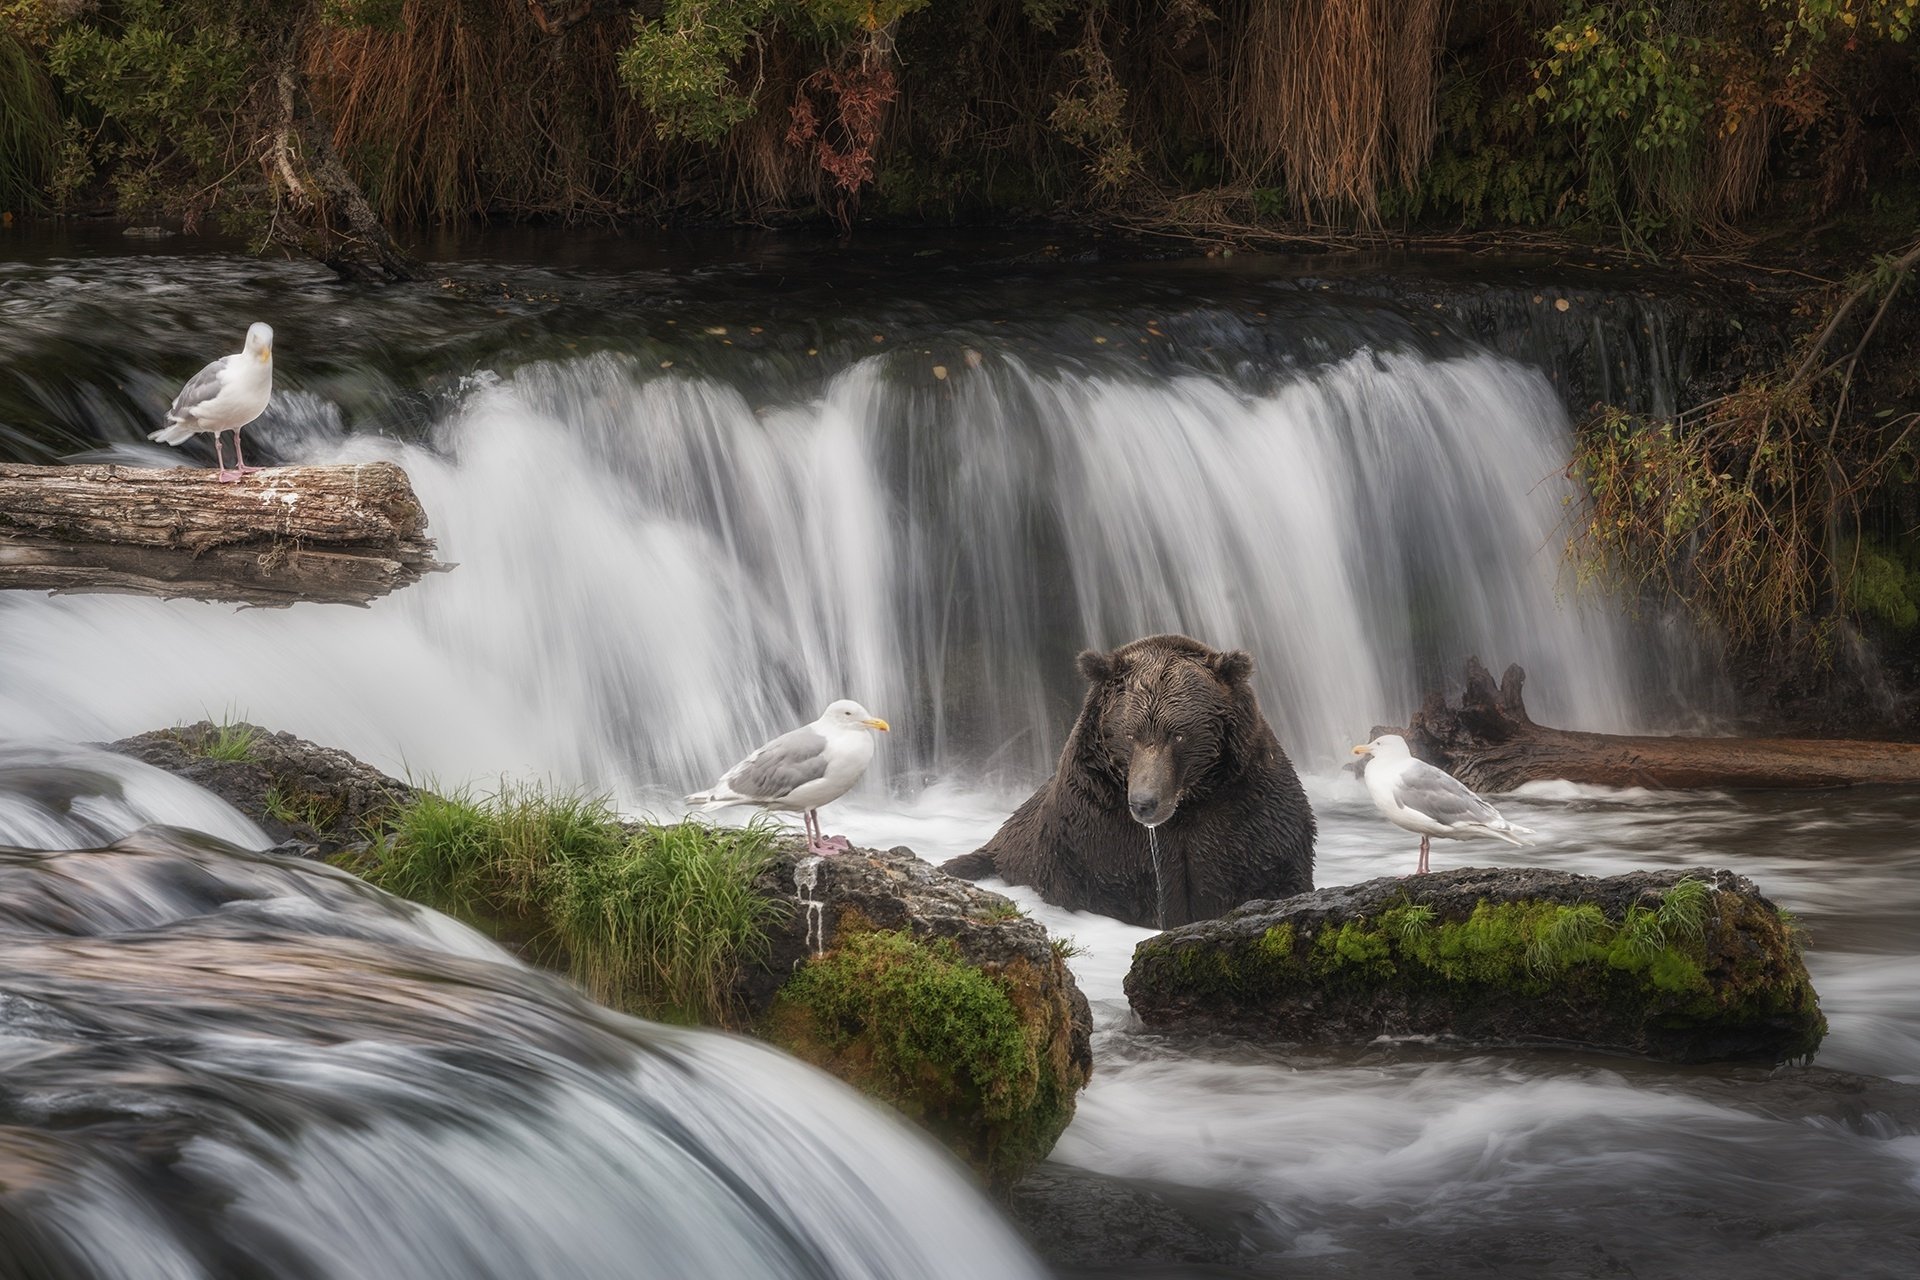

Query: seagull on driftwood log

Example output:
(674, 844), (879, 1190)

(1352, 733), (1535, 874)
(686, 700), (890, 855)
(149, 323), (273, 482)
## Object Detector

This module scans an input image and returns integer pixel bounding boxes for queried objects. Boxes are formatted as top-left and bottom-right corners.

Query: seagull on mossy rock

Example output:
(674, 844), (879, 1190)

(1352, 733), (1535, 875)
(149, 322), (273, 482)
(686, 700), (890, 856)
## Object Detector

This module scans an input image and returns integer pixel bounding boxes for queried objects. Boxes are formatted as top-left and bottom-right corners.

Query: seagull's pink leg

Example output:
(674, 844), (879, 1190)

(1418, 836), (1430, 876)
(803, 809), (837, 857)
(232, 429), (263, 475)
(210, 432), (239, 483)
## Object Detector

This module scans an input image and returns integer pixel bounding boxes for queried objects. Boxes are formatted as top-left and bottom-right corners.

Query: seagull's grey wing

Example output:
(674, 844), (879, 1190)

(168, 357), (231, 420)
(723, 727), (831, 801)
(1394, 760), (1501, 827)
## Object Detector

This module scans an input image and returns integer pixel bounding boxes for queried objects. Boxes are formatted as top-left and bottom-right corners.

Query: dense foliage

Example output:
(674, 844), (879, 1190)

(1, 0), (1913, 239)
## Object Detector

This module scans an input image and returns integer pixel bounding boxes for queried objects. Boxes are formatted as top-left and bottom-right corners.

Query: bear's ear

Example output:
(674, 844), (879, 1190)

(1077, 648), (1118, 684)
(1208, 648), (1254, 685)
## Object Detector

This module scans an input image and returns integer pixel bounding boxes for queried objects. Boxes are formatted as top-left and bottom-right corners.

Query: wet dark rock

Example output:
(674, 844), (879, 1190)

(751, 842), (1094, 1185)
(1004, 1162), (1277, 1275)
(104, 723), (411, 858)
(1125, 866), (1825, 1064)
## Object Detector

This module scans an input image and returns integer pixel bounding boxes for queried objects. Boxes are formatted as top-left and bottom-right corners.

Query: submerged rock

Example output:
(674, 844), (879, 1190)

(1002, 1162), (1277, 1274)
(106, 723), (412, 858)
(1124, 866), (1825, 1063)
(751, 843), (1094, 1185)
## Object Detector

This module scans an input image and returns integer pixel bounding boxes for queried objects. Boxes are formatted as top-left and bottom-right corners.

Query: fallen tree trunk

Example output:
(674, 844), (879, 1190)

(1398, 658), (1920, 791)
(0, 462), (447, 607)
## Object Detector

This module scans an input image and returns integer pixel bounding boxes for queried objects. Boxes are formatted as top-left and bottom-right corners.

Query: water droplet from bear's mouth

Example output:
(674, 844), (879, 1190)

(1147, 825), (1165, 930)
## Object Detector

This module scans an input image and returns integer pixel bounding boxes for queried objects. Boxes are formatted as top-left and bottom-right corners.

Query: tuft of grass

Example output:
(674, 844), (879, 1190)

(548, 820), (784, 1025)
(362, 781), (779, 1025)
(1384, 901), (1436, 946)
(0, 29), (59, 211)
(978, 899), (1025, 923)
(1655, 877), (1712, 945)
(196, 720), (259, 762)
(1050, 935), (1087, 961)
(1526, 902), (1609, 974)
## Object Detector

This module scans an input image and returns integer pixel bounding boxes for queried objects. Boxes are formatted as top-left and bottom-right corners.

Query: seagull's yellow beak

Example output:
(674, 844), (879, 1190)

(864, 717), (890, 732)
(258, 347), (271, 363)
(1351, 744), (1372, 755)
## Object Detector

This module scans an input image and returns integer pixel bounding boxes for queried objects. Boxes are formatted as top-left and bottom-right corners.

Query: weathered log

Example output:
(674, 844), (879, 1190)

(0, 462), (447, 607)
(1399, 658), (1920, 791)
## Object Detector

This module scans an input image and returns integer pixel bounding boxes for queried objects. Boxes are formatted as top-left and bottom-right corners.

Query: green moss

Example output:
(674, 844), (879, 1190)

(1256, 922), (1296, 959)
(1310, 920), (1394, 980)
(1140, 878), (1772, 1021)
(768, 925), (1066, 1183)
(358, 782), (778, 1025)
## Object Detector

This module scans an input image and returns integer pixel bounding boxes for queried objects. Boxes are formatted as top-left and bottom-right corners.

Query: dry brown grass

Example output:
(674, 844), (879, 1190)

(307, 0), (655, 222)
(1228, 0), (1449, 222)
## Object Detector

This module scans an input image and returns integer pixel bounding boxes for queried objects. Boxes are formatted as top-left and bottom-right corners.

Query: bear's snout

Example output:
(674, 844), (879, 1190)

(1126, 743), (1179, 828)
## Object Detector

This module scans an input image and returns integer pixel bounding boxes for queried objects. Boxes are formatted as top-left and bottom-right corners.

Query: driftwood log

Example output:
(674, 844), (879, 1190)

(1399, 658), (1920, 791)
(0, 462), (447, 607)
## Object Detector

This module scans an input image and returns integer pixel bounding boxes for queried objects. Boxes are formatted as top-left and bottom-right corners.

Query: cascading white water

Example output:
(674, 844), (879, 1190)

(0, 830), (1045, 1280)
(0, 345), (1662, 799)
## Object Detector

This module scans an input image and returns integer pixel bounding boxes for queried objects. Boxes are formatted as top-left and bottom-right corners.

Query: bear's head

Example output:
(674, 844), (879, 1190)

(1075, 634), (1257, 829)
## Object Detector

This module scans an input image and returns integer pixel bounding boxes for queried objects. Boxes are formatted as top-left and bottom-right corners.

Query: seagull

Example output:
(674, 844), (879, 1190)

(149, 323), (274, 482)
(1351, 733), (1535, 874)
(686, 700), (890, 856)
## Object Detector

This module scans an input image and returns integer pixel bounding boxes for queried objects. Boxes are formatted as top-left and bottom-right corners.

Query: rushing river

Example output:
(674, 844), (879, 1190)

(2, 227), (1916, 1277)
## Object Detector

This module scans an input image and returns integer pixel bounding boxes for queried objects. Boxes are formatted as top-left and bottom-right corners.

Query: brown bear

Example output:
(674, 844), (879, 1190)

(941, 633), (1315, 929)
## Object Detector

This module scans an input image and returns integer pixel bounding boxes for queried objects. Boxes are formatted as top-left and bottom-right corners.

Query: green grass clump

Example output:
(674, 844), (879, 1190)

(360, 782), (779, 1025)
(1525, 902), (1609, 974)
(0, 30), (59, 211)
(195, 720), (259, 762)
(548, 821), (783, 1024)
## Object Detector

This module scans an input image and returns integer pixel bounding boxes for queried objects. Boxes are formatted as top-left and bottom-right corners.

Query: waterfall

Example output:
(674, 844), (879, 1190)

(0, 759), (1042, 1280)
(0, 345), (1678, 800)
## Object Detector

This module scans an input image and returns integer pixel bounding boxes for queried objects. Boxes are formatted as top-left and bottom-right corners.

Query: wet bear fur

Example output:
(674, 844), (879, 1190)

(942, 634), (1315, 928)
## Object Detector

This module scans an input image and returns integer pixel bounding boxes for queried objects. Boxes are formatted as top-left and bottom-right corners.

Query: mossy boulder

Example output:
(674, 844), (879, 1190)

(107, 723), (412, 857)
(1124, 866), (1825, 1063)
(109, 722), (1094, 1183)
(752, 844), (1093, 1185)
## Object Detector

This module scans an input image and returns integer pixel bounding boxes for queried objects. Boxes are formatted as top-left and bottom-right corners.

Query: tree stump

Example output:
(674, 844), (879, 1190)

(1395, 658), (1920, 790)
(0, 462), (447, 607)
